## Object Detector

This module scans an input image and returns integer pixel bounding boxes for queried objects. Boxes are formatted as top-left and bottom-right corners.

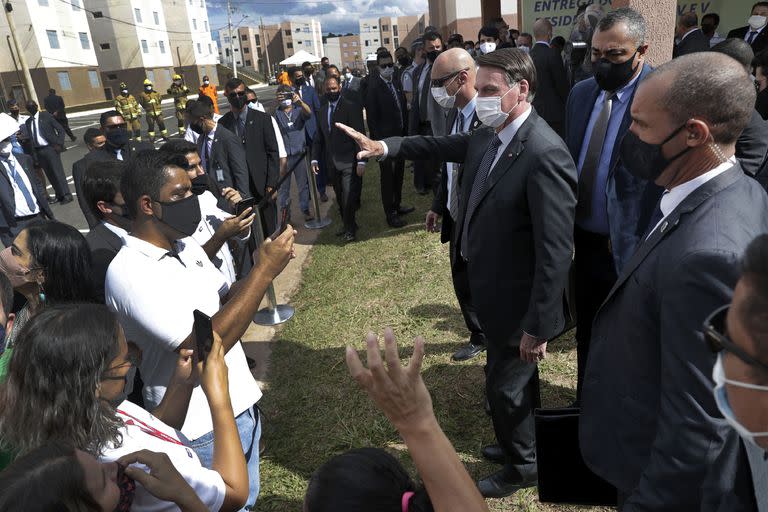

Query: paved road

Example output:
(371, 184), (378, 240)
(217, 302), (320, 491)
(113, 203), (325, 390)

(45, 85), (280, 233)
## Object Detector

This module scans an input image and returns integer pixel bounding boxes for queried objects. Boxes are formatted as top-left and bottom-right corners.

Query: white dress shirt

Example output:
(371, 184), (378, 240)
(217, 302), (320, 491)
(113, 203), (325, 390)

(745, 24), (767, 43)
(446, 95), (477, 216)
(679, 27), (701, 43)
(2, 154), (39, 216)
(102, 221), (128, 241)
(30, 112), (50, 147)
(490, 105), (533, 171)
(191, 190), (246, 286)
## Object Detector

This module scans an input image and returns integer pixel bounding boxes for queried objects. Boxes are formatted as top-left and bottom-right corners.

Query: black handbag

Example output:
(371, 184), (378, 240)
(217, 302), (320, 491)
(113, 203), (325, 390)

(534, 407), (617, 506)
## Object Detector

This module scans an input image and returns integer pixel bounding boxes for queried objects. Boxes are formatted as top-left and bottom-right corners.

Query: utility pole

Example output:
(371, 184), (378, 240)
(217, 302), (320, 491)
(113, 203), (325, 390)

(4, 2), (37, 104)
(260, 16), (271, 78)
(227, 0), (237, 78)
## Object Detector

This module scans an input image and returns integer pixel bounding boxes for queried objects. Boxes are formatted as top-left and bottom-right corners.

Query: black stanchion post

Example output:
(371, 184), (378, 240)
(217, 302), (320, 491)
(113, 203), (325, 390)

(305, 154), (332, 230)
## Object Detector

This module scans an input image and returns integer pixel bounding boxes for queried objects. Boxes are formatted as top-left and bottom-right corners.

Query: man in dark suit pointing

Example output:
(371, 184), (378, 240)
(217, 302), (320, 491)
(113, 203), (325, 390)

(337, 48), (577, 498)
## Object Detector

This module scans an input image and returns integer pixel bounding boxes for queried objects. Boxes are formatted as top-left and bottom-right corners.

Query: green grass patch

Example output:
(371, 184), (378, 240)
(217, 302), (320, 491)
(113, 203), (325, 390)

(257, 161), (608, 512)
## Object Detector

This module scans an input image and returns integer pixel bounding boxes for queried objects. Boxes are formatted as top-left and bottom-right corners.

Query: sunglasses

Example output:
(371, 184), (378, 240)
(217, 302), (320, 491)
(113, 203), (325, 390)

(431, 67), (469, 88)
(380, 63), (394, 69)
(703, 305), (768, 374)
(228, 91), (247, 98)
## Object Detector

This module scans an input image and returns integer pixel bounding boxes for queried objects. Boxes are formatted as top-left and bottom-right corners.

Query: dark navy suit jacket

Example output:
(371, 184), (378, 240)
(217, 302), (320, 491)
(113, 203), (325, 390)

(564, 63), (663, 273)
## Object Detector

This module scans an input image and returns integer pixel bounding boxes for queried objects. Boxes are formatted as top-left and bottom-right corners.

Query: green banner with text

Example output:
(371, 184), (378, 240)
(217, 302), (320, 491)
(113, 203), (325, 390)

(520, 0), (755, 39)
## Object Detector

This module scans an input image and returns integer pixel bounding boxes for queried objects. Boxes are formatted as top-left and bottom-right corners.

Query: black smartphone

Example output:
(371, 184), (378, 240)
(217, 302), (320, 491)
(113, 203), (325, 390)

(193, 309), (213, 362)
(235, 196), (256, 216)
(271, 206), (290, 239)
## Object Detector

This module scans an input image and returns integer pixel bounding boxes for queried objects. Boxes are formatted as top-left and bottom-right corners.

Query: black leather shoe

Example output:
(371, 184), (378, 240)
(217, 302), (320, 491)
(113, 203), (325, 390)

(477, 470), (537, 499)
(451, 341), (486, 361)
(387, 215), (406, 228)
(47, 196), (59, 204)
(481, 444), (506, 464)
(397, 206), (415, 215)
(59, 195), (74, 205)
(343, 232), (356, 243)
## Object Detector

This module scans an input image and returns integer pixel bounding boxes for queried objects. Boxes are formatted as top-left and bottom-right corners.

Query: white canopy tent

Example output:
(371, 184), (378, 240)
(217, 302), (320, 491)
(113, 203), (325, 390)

(279, 50), (321, 66)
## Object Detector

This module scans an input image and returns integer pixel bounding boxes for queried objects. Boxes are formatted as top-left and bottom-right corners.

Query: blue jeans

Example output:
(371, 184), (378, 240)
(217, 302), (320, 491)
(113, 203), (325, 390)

(188, 405), (261, 511)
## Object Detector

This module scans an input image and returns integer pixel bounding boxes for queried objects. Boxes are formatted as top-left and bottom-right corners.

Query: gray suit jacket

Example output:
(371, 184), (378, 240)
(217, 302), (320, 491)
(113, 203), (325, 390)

(207, 125), (249, 195)
(384, 108), (577, 341)
(580, 165), (768, 510)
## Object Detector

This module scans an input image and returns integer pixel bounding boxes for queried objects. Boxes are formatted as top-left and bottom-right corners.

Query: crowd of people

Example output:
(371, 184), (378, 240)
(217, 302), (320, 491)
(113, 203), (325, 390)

(0, 2), (768, 511)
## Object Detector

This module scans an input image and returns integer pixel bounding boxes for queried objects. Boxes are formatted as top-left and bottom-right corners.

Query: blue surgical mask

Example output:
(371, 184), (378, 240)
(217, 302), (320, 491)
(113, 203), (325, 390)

(713, 353), (768, 449)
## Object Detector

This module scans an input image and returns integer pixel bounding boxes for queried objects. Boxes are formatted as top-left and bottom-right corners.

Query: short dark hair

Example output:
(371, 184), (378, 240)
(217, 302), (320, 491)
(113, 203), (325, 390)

(48, 89), (56, 95)
(6, 99), (17, 107)
(652, 52), (755, 145)
(83, 127), (103, 146)
(702, 12), (720, 25)
(711, 39), (755, 73)
(82, 160), (126, 219)
(301, 61), (312, 68)
(244, 87), (258, 99)
(277, 84), (293, 96)
(225, 77), (245, 92)
(478, 25), (500, 41)
(99, 109), (123, 127)
(0, 273), (12, 321)
(121, 149), (184, 219)
(159, 139), (199, 160)
(376, 51), (393, 64)
(754, 48), (768, 72)
(288, 66), (302, 79)
(678, 12), (698, 28)
(321, 56), (329, 62)
(738, 234), (768, 378)
(327, 65), (340, 75)
(448, 33), (464, 45)
(476, 48), (537, 97)
(197, 93), (214, 109)
(464, 40), (475, 48)
(754, 2), (768, 11)
(423, 31), (443, 44)
(186, 100), (212, 119)
(551, 35), (567, 48)
(597, 7), (647, 46)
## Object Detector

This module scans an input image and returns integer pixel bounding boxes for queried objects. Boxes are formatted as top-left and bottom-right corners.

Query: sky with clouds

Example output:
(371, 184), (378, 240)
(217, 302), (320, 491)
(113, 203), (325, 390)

(206, 0), (428, 36)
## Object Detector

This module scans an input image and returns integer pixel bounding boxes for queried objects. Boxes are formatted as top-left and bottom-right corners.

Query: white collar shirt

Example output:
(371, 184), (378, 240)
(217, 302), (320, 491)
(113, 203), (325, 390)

(1, 153), (39, 216)
(190, 190), (246, 286)
(490, 105), (533, 172)
(104, 234), (261, 440)
(746, 24), (767, 42)
(446, 95), (477, 215)
(102, 221), (128, 241)
(680, 27), (701, 42)
(31, 112), (49, 147)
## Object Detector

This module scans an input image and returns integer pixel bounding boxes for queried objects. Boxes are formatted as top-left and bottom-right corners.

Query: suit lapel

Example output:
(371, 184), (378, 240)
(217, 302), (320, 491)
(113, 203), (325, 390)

(446, 108), (458, 132)
(571, 83), (601, 157)
(602, 166), (743, 306)
(457, 129), (493, 229)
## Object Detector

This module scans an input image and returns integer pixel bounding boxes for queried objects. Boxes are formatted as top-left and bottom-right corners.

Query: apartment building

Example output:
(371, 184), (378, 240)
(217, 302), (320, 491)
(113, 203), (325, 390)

(237, 26), (263, 72)
(358, 17), (380, 58)
(280, 19), (323, 60)
(216, 29), (242, 68)
(323, 34), (361, 70)
(355, 13), (429, 63)
(0, 0), (102, 107)
(428, 0), (518, 43)
(164, 0), (219, 88)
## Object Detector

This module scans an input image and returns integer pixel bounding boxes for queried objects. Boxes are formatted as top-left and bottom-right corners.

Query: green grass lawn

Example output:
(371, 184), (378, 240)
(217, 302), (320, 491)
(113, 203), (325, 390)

(256, 162), (609, 512)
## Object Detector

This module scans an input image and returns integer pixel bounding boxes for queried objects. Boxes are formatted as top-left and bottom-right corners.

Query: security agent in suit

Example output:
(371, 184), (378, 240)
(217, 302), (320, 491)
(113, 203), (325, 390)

(73, 111), (154, 228)
(337, 48), (577, 498)
(673, 13), (710, 58)
(311, 77), (367, 243)
(43, 89), (76, 141)
(530, 19), (570, 136)
(425, 49), (487, 362)
(24, 100), (72, 204)
(728, 2), (768, 56)
(81, 161), (129, 303)
(581, 52), (768, 511)
(0, 113), (55, 247)
(288, 66), (322, 144)
(186, 101), (249, 200)
(365, 51), (415, 228)
(219, 77), (281, 235)
(564, 8), (662, 401)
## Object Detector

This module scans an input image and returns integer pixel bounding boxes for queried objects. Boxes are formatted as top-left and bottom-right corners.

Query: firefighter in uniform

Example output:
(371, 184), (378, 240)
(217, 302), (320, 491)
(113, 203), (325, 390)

(167, 74), (190, 136)
(114, 82), (142, 141)
(138, 78), (168, 143)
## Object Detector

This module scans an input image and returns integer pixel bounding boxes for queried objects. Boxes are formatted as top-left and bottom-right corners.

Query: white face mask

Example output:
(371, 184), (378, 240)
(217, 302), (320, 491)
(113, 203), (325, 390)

(280, 98), (292, 107)
(479, 41), (497, 54)
(121, 89), (128, 95)
(380, 66), (395, 79)
(247, 101), (265, 112)
(518, 45), (530, 53)
(431, 74), (460, 109)
(713, 353), (768, 449)
(476, 86), (516, 128)
(749, 14), (767, 30)
(345, 72), (353, 80)
(203, 80), (210, 85)
(0, 141), (12, 157)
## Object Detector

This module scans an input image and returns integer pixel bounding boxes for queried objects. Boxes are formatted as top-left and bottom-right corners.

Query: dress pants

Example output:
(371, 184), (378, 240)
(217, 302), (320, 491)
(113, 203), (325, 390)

(574, 226), (617, 401)
(332, 166), (359, 235)
(449, 235), (485, 343)
(485, 326), (540, 481)
(379, 157), (404, 218)
(413, 123), (440, 193)
(54, 113), (75, 139)
(35, 146), (69, 200)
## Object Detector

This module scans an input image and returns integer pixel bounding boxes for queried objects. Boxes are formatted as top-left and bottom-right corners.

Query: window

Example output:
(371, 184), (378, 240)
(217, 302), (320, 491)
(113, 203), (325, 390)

(104, 88), (113, 100)
(153, 11), (159, 25)
(303, 27), (310, 33)
(163, 69), (171, 82)
(382, 24), (388, 31)
(245, 59), (251, 66)
(287, 42), (293, 49)
(255, 34), (260, 45)
(147, 70), (155, 83)
(241, 34), (247, 41)
(107, 73), (117, 80)
(46, 30), (59, 49)
(208, 43), (212, 54)
(364, 40), (369, 46)
(71, 0), (81, 11)
(38, 0), (48, 5)
(343, 51), (348, 57)
(100, 43), (111, 50)
(373, 25), (377, 29)
(134, 8), (142, 23)
(295, 28), (301, 33)
(374, 38), (379, 43)
(284, 29), (290, 36)
(57, 71), (72, 90)
(93, 11), (103, 17)
(79, 32), (90, 49)
(394, 37), (399, 47)
(225, 48), (230, 57)
(393, 25), (398, 36)
(204, 21), (208, 31)
(352, 41), (358, 46)
(197, 42), (202, 53)
(297, 40), (302, 45)
(192, 19), (197, 30)
(200, 0), (204, 6)
(304, 40), (311, 47)
(342, 43), (348, 48)
(243, 47), (250, 53)
(384, 38), (390, 44)
(159, 40), (165, 53)
(141, 39), (148, 53)
(88, 70), (100, 88)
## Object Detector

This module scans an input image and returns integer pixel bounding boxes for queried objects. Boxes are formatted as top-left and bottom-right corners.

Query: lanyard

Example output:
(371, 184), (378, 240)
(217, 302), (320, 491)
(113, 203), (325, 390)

(117, 409), (183, 446)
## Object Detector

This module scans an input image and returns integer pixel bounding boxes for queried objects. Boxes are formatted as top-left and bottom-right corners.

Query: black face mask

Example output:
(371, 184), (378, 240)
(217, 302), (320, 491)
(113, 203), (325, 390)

(191, 175), (209, 195)
(27, 106), (38, 116)
(9, 110), (18, 119)
(593, 50), (639, 91)
(619, 124), (690, 181)
(398, 57), (411, 67)
(190, 122), (205, 135)
(113, 464), (136, 512)
(325, 91), (341, 103)
(228, 94), (247, 110)
(154, 193), (201, 238)
(105, 126), (129, 148)
(426, 50), (440, 63)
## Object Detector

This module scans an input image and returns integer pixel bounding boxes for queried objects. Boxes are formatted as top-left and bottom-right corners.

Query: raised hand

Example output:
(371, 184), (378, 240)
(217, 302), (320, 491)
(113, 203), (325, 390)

(335, 123), (386, 160)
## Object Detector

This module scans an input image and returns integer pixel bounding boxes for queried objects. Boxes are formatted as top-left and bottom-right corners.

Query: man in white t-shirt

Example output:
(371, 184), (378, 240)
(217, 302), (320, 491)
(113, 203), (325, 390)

(105, 150), (296, 508)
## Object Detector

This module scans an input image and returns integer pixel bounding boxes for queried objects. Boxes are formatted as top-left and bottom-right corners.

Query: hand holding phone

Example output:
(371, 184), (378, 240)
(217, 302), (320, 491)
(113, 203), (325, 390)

(235, 197), (256, 216)
(193, 310), (214, 363)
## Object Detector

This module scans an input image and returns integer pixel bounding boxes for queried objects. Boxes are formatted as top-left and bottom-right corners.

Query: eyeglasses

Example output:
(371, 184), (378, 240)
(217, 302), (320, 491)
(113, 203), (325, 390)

(431, 68), (469, 88)
(103, 340), (142, 375)
(228, 91), (247, 98)
(380, 63), (394, 69)
(703, 305), (768, 374)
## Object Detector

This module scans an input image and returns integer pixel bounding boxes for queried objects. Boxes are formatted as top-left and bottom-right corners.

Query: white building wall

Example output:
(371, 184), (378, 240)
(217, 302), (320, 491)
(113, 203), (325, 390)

(322, 37), (341, 68)
(358, 17), (380, 58)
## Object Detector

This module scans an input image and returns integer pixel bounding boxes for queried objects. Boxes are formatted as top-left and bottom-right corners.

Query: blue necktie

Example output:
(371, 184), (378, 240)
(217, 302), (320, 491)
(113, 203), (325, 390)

(460, 135), (503, 259)
(748, 31), (759, 44)
(2, 157), (37, 213)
